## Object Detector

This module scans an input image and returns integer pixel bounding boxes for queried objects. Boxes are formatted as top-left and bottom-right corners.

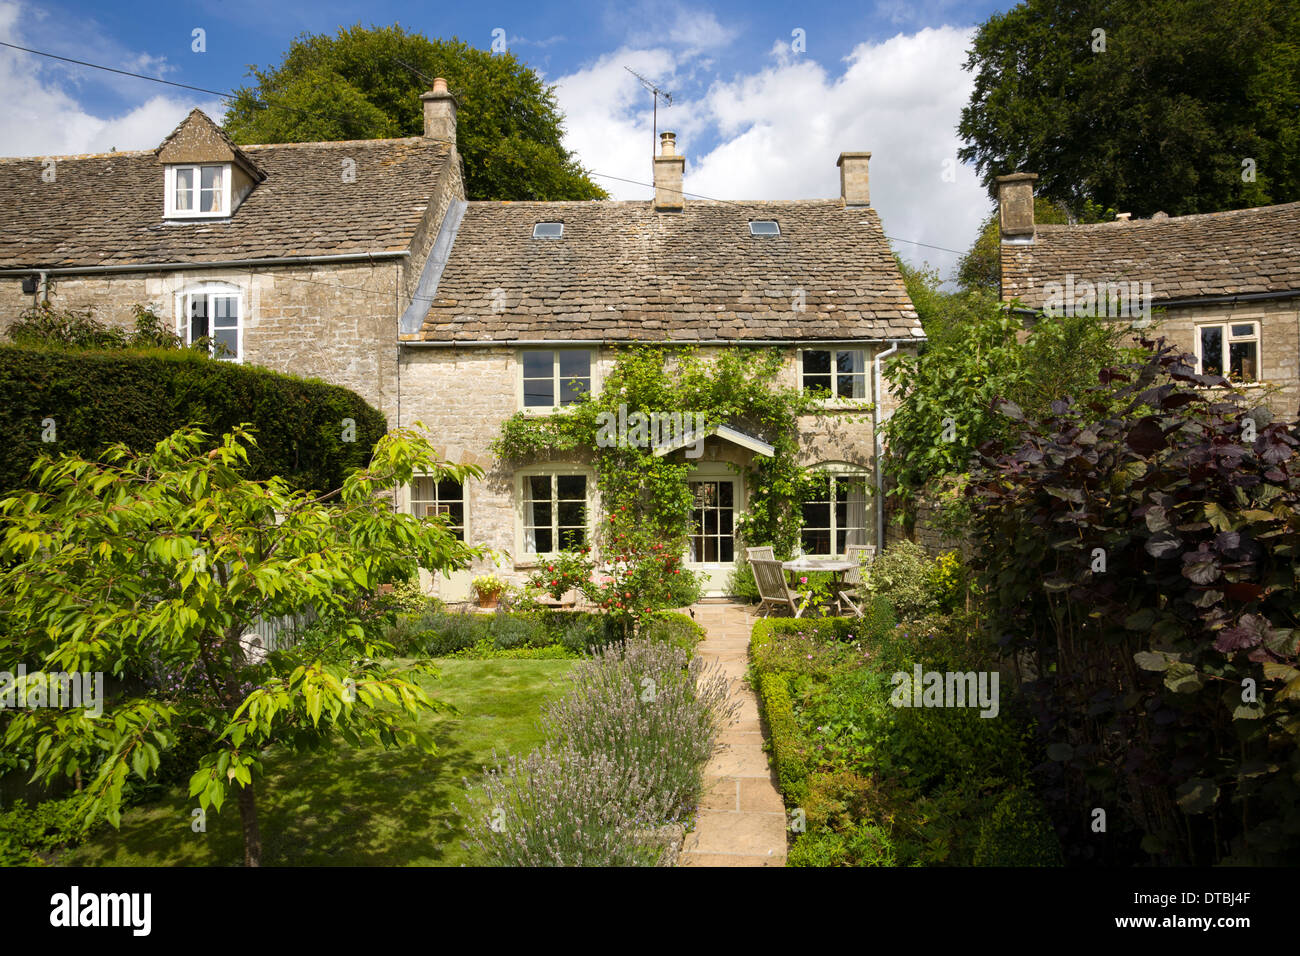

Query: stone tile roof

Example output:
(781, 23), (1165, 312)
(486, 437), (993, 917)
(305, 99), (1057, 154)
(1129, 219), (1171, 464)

(409, 199), (922, 342)
(0, 137), (451, 268)
(1001, 201), (1300, 308)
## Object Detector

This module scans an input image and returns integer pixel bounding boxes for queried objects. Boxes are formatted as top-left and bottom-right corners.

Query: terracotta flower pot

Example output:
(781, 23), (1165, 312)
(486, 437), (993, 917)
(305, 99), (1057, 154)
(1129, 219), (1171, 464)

(477, 592), (501, 609)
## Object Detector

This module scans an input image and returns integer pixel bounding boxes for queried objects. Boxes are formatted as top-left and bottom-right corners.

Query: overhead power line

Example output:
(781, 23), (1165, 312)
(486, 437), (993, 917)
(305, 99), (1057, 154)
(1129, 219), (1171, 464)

(0, 39), (379, 129)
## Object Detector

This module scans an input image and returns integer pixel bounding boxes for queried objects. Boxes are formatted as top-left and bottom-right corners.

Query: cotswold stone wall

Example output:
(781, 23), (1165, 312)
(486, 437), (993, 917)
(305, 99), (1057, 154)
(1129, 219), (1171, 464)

(1151, 299), (1299, 423)
(0, 263), (404, 422)
(396, 343), (914, 598)
(884, 493), (970, 558)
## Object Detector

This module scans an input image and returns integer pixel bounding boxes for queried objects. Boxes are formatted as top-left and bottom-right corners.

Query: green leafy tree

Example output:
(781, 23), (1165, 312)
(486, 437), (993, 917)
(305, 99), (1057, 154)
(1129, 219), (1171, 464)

(958, 0), (1300, 217)
(882, 290), (1136, 508)
(224, 24), (607, 202)
(0, 424), (481, 865)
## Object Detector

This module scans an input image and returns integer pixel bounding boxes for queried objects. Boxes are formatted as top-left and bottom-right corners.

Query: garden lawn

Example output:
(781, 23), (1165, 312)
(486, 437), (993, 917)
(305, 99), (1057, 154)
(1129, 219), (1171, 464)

(63, 658), (575, 867)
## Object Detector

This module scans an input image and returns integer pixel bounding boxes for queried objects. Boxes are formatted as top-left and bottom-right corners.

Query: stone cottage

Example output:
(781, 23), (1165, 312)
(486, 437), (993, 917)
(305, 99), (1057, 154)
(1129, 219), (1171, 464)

(996, 173), (1300, 422)
(0, 80), (466, 419)
(0, 79), (923, 599)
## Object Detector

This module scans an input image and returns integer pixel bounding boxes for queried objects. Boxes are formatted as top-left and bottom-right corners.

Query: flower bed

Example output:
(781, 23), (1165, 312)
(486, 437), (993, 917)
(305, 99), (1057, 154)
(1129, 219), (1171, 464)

(750, 602), (1060, 866)
(386, 605), (706, 660)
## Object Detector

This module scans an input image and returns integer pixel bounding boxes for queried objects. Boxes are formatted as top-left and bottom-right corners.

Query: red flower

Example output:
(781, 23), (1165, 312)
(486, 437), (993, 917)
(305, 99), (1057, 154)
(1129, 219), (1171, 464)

(551, 580), (558, 587)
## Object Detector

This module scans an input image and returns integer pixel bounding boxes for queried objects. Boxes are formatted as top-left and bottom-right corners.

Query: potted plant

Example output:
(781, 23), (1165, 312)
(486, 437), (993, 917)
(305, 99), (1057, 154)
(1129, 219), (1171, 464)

(471, 572), (506, 609)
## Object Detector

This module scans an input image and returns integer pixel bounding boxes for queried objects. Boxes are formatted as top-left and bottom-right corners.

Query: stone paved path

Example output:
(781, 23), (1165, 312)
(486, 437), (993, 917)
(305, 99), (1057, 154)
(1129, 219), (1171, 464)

(679, 601), (788, 867)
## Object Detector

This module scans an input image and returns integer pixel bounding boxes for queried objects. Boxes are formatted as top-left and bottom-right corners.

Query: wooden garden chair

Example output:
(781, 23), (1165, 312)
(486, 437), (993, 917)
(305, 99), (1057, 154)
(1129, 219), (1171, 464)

(751, 558), (811, 618)
(841, 544), (877, 600)
(745, 546), (775, 562)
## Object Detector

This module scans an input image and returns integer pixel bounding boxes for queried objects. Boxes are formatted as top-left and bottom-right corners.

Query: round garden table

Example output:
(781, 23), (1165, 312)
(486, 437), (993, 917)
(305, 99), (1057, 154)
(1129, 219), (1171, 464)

(780, 557), (863, 617)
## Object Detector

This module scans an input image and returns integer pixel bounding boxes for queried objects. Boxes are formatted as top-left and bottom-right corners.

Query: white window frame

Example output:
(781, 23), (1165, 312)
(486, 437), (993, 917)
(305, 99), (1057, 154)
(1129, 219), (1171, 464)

(176, 283), (242, 361)
(165, 163), (233, 219)
(800, 463), (872, 557)
(518, 348), (596, 413)
(797, 347), (870, 403)
(1193, 319), (1262, 385)
(514, 465), (595, 561)
(410, 474), (468, 541)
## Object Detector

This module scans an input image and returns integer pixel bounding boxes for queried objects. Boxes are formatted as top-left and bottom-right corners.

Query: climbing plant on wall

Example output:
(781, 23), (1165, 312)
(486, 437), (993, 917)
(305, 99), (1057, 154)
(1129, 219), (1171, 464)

(492, 346), (826, 600)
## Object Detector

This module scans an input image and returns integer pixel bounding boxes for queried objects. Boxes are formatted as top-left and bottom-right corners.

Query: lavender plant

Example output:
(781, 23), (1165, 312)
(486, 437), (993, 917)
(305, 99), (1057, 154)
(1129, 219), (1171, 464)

(542, 640), (734, 815)
(462, 638), (736, 866)
(460, 744), (672, 866)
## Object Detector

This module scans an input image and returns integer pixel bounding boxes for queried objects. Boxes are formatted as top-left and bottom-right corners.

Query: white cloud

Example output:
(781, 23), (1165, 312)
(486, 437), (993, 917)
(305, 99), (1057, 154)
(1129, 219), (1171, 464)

(553, 25), (989, 278)
(551, 47), (685, 201)
(0, 0), (221, 157)
(616, 1), (740, 54)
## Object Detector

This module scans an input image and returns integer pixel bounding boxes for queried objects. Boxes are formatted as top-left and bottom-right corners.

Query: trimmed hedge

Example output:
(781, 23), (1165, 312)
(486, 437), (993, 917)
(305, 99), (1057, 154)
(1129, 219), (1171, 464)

(754, 669), (811, 801)
(0, 346), (386, 494)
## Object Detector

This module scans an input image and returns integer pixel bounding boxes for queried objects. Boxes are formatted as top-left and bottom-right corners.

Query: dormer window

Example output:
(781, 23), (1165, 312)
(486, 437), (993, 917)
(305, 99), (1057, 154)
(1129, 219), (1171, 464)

(166, 163), (231, 218)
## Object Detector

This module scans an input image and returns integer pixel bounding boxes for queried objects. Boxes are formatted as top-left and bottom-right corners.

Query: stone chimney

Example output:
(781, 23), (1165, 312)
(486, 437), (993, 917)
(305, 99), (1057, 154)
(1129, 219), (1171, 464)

(837, 152), (871, 206)
(996, 172), (1038, 240)
(421, 78), (458, 146)
(653, 131), (685, 212)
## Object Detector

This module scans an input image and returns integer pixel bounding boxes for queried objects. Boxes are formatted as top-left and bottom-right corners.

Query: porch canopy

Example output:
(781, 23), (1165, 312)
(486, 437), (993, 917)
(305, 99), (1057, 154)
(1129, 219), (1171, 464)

(652, 423), (775, 458)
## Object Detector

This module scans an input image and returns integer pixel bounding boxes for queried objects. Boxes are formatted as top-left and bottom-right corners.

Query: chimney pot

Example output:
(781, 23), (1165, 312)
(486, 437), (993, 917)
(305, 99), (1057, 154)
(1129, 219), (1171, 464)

(1115, 212), (1132, 222)
(420, 78), (458, 146)
(996, 172), (1038, 239)
(836, 151), (871, 206)
(654, 130), (685, 212)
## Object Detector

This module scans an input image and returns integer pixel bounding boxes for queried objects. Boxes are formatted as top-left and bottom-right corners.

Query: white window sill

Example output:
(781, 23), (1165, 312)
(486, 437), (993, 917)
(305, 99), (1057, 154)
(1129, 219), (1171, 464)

(164, 215), (233, 223)
(519, 405), (585, 416)
(809, 398), (874, 411)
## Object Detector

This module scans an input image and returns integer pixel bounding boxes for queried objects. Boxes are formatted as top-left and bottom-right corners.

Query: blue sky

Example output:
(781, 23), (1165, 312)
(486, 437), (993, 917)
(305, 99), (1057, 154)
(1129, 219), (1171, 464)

(0, 0), (1020, 276)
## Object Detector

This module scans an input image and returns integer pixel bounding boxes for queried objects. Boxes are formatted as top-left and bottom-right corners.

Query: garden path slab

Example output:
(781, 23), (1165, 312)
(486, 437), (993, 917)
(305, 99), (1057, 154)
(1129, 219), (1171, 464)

(679, 602), (787, 867)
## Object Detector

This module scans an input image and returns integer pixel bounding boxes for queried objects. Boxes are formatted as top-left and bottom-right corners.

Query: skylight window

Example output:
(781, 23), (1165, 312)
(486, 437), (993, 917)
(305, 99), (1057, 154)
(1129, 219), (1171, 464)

(749, 220), (780, 236)
(533, 222), (564, 239)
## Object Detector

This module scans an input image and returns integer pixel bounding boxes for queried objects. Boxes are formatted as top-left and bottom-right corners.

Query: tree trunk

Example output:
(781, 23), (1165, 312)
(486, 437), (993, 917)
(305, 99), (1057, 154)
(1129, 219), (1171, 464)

(238, 782), (262, 867)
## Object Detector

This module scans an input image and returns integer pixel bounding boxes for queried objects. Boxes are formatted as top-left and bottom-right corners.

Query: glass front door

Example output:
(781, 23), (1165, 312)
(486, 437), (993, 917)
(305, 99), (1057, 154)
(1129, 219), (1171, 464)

(689, 479), (735, 563)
